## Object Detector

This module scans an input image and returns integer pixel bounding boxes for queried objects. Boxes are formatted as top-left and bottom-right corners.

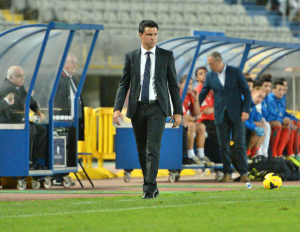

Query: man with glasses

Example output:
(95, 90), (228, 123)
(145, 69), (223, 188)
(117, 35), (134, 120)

(199, 51), (251, 183)
(0, 65), (47, 170)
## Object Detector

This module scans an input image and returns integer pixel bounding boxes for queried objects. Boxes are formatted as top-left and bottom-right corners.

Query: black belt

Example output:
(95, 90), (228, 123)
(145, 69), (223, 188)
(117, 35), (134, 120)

(138, 100), (158, 106)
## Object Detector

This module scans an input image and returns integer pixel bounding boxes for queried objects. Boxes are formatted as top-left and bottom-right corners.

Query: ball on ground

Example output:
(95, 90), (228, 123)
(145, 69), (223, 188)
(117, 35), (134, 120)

(263, 173), (282, 189)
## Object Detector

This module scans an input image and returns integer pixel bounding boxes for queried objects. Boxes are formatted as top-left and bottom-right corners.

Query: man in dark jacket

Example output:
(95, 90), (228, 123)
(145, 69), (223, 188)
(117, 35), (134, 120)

(199, 51), (252, 183)
(53, 53), (83, 186)
(0, 66), (47, 170)
(54, 53), (84, 141)
(113, 20), (182, 199)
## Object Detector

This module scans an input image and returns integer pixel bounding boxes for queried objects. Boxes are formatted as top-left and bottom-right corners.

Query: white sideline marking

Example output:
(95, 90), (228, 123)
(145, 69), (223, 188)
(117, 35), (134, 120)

(0, 198), (290, 219)
(72, 202), (95, 205)
(119, 199), (136, 202)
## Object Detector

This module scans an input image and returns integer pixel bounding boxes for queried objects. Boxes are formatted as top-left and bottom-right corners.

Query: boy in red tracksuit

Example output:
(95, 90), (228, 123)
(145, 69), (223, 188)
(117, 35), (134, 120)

(180, 74), (214, 166)
(194, 66), (218, 142)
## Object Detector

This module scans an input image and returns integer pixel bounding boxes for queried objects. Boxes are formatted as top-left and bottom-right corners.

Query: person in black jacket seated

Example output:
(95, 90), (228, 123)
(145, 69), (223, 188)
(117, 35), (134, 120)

(0, 66), (47, 170)
(0, 92), (14, 112)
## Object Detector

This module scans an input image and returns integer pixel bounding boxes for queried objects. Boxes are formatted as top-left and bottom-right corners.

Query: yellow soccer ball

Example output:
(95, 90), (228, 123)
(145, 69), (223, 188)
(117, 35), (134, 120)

(263, 173), (282, 189)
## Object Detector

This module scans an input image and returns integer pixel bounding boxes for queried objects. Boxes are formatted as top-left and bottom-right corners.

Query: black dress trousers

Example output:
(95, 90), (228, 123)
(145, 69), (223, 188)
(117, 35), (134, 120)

(215, 110), (248, 176)
(29, 122), (47, 162)
(131, 101), (166, 193)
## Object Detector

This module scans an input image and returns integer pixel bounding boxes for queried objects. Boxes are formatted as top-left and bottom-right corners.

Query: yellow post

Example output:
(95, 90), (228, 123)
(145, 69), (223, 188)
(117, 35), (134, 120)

(94, 107), (117, 178)
(97, 108), (103, 167)
(82, 107), (108, 179)
(101, 108), (116, 159)
(70, 107), (108, 180)
(84, 107), (94, 169)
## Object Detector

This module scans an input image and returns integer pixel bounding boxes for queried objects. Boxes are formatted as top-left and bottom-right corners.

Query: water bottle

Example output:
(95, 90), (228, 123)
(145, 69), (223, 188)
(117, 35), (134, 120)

(246, 182), (252, 189)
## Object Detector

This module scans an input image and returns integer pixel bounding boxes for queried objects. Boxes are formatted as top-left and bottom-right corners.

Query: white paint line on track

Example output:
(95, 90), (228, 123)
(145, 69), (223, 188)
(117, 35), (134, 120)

(0, 198), (291, 219)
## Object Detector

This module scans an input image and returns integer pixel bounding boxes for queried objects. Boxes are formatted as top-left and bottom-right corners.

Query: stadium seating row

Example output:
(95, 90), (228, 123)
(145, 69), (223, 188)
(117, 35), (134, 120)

(37, 2), (247, 19)
(4, 0), (298, 44)
(14, 0), (228, 13)
(48, 11), (264, 27)
(35, 3), (263, 27)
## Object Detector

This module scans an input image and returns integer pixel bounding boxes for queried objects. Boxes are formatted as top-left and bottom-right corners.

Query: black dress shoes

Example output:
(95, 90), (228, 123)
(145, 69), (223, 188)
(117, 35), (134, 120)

(29, 161), (48, 170)
(153, 189), (159, 198)
(142, 189), (160, 199)
(143, 191), (153, 199)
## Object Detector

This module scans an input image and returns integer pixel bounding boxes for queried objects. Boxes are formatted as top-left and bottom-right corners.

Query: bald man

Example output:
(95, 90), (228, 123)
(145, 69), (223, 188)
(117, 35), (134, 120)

(0, 66), (47, 170)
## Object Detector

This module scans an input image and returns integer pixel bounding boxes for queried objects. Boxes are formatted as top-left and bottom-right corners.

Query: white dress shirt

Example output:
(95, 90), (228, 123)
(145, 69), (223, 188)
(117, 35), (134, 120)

(256, 102), (262, 114)
(217, 64), (227, 87)
(139, 45), (157, 101)
(64, 69), (77, 119)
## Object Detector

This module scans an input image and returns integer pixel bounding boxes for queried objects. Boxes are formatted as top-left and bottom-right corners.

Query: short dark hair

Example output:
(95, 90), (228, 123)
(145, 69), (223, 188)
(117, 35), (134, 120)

(277, 77), (287, 83)
(260, 74), (272, 84)
(253, 86), (264, 93)
(273, 80), (284, 89)
(259, 73), (272, 84)
(243, 72), (251, 78)
(195, 66), (208, 76)
(246, 78), (254, 84)
(253, 80), (262, 88)
(139, 20), (159, 34)
(179, 74), (190, 84)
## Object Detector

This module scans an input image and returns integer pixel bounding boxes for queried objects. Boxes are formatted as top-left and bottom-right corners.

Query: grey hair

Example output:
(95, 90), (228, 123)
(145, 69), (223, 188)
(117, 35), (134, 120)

(67, 53), (76, 59)
(7, 66), (17, 79)
(208, 51), (223, 61)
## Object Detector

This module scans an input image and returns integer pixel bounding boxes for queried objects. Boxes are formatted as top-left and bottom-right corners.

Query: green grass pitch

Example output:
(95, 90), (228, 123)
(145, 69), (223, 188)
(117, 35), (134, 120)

(1, 187), (300, 232)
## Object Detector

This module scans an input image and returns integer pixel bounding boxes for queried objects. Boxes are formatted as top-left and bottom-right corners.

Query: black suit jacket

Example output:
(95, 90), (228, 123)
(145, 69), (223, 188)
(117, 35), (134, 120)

(54, 70), (85, 141)
(114, 46), (183, 118)
(0, 78), (39, 123)
(199, 65), (251, 124)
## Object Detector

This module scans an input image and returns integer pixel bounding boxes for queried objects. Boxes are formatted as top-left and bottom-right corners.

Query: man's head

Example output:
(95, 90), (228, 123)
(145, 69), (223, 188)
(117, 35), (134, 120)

(139, 20), (158, 51)
(179, 75), (193, 94)
(195, 66), (208, 84)
(207, 51), (224, 73)
(277, 77), (288, 95)
(273, 80), (285, 99)
(64, 53), (78, 76)
(243, 72), (251, 79)
(251, 86), (266, 105)
(7, 66), (25, 87)
(246, 77), (254, 92)
(260, 74), (272, 95)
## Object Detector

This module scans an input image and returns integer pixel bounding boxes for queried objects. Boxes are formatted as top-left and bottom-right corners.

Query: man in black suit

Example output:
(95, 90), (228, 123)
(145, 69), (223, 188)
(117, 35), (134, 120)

(199, 51), (251, 183)
(53, 53), (83, 186)
(54, 53), (84, 141)
(0, 65), (47, 170)
(113, 20), (182, 199)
